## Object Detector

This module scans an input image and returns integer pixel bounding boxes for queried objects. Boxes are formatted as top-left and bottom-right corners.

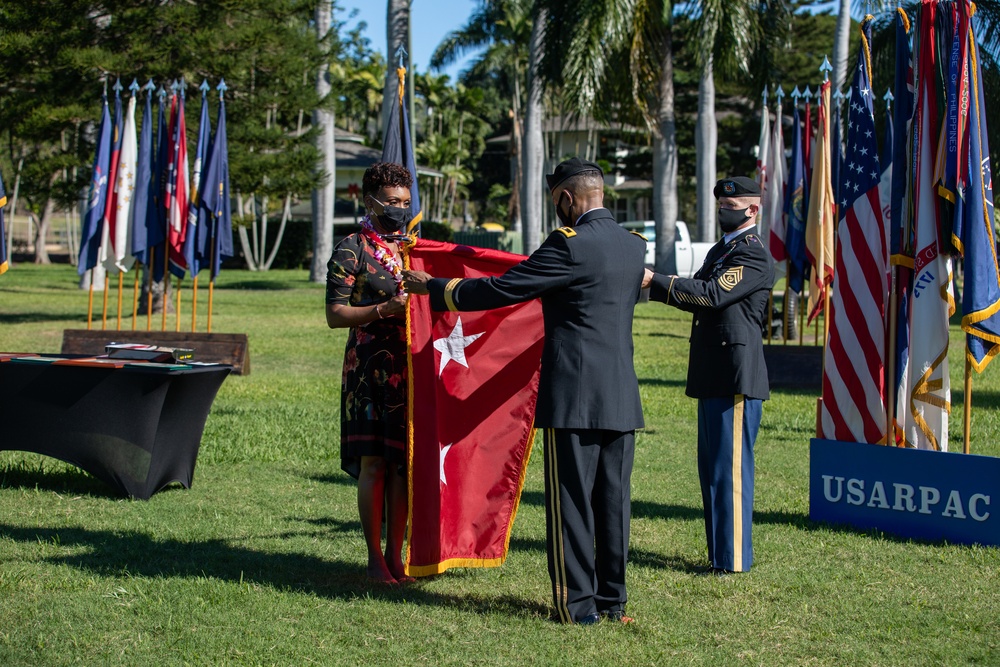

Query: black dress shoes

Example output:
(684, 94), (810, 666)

(576, 612), (602, 626)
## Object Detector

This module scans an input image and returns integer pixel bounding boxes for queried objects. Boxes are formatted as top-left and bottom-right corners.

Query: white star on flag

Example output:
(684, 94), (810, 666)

(440, 443), (453, 485)
(433, 316), (484, 376)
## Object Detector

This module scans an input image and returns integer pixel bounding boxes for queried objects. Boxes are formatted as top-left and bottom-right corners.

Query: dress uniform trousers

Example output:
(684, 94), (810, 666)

(697, 395), (761, 572)
(543, 428), (634, 623)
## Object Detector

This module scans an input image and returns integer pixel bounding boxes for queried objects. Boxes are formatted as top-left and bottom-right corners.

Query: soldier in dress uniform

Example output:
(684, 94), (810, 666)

(404, 158), (646, 625)
(642, 176), (774, 574)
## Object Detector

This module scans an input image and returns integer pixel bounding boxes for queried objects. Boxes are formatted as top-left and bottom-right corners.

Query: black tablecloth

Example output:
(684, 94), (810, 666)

(0, 355), (231, 499)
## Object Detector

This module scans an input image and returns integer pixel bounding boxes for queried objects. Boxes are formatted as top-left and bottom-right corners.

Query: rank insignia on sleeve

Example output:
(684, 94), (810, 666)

(718, 266), (744, 291)
(555, 226), (577, 238)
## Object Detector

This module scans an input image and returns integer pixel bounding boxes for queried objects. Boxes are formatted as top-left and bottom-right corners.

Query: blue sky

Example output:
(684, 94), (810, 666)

(338, 0), (478, 80)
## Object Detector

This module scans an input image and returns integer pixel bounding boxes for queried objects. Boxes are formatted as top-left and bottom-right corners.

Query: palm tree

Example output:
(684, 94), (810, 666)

(538, 0), (681, 273)
(431, 0), (533, 230)
(311, 0), (336, 283)
(521, 6), (547, 252)
(831, 0), (853, 91)
(685, 1), (790, 243)
(382, 0), (411, 137)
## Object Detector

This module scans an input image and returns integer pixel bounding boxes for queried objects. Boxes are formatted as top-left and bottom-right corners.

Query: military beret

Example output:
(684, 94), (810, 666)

(713, 176), (761, 199)
(546, 157), (603, 192)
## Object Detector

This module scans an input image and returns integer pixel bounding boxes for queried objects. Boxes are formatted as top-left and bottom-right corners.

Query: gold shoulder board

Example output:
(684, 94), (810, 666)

(555, 226), (577, 238)
(629, 230), (648, 241)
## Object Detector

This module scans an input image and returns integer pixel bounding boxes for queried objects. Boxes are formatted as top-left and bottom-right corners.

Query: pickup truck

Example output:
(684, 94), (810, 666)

(620, 220), (713, 279)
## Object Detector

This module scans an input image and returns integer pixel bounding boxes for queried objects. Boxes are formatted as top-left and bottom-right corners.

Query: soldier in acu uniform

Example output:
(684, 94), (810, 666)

(405, 158), (646, 625)
(643, 176), (775, 574)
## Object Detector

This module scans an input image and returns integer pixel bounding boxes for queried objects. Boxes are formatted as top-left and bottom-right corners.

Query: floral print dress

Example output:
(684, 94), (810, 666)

(326, 233), (407, 479)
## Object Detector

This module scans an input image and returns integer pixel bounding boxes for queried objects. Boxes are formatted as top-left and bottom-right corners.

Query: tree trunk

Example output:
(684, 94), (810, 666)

(509, 71), (523, 232)
(522, 9), (545, 253)
(695, 56), (717, 243)
(382, 0), (410, 136)
(831, 0), (852, 92)
(310, 0), (336, 283)
(33, 175), (59, 264)
(654, 27), (678, 275)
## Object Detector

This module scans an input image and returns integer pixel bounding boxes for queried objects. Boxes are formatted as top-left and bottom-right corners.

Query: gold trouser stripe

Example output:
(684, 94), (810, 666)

(732, 395), (745, 572)
(443, 278), (461, 312)
(546, 429), (571, 623)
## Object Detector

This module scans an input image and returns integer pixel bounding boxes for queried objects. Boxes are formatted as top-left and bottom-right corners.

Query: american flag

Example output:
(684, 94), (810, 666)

(820, 18), (889, 444)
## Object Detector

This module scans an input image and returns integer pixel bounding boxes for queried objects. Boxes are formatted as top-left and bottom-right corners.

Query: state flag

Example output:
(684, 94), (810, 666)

(78, 97), (112, 275)
(405, 239), (543, 576)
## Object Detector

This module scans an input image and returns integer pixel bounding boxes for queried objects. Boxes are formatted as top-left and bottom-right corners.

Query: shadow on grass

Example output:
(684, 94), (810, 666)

(0, 522), (550, 620)
(222, 280), (297, 291)
(639, 332), (687, 339)
(310, 473), (357, 487)
(0, 464), (125, 500)
(0, 312), (78, 325)
(638, 377), (687, 388)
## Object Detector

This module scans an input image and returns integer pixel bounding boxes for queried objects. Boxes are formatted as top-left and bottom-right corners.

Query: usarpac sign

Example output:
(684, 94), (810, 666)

(809, 439), (999, 547)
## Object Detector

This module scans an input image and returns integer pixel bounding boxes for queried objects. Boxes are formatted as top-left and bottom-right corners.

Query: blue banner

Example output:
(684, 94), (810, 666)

(810, 439), (1000, 546)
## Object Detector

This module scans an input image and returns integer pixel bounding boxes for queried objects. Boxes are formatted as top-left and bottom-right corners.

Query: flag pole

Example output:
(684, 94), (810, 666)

(766, 290), (774, 344)
(798, 286), (805, 346)
(160, 242), (169, 331)
(783, 260), (790, 344)
(175, 277), (182, 332)
(146, 256), (154, 331)
(87, 268), (95, 329)
(116, 270), (124, 330)
(101, 271), (110, 330)
(207, 230), (217, 333)
(191, 273), (198, 332)
(886, 263), (899, 446)
(131, 267), (140, 330)
(964, 359), (972, 454)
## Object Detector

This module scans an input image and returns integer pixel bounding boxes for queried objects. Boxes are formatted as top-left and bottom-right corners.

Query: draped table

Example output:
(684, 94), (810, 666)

(0, 354), (231, 499)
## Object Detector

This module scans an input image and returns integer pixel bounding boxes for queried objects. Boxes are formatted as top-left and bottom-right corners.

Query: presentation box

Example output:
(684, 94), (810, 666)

(810, 438), (1000, 547)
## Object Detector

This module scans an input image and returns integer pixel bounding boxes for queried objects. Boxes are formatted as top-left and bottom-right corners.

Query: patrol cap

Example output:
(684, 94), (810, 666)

(713, 176), (761, 199)
(546, 157), (603, 192)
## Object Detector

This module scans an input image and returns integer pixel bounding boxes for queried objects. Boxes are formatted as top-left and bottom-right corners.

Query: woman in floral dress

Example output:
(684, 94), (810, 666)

(326, 162), (412, 584)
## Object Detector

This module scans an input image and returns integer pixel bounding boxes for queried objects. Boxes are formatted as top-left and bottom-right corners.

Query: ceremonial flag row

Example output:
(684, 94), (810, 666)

(760, 1), (996, 453)
(77, 78), (233, 331)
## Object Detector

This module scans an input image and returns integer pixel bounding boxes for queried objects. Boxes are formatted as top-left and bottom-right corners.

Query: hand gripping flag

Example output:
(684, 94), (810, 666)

(195, 94), (234, 278)
(820, 16), (890, 445)
(78, 97), (112, 275)
(952, 5), (1000, 373)
(0, 170), (7, 275)
(767, 97), (788, 264)
(901, 1), (954, 451)
(805, 81), (835, 323)
(381, 65), (422, 235)
(405, 239), (543, 576)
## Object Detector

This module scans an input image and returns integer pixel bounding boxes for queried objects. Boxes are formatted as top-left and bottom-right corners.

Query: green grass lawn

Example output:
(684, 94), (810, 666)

(1, 264), (998, 666)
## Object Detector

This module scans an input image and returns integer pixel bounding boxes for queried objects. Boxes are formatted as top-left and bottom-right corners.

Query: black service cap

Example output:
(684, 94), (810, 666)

(713, 176), (761, 199)
(546, 157), (603, 192)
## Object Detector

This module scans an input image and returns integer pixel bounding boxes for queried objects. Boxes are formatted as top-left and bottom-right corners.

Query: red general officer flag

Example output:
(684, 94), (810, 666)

(405, 238), (543, 576)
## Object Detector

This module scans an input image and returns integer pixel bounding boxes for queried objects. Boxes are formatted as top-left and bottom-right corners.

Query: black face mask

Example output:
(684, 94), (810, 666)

(555, 194), (572, 226)
(370, 196), (412, 233)
(718, 207), (750, 234)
